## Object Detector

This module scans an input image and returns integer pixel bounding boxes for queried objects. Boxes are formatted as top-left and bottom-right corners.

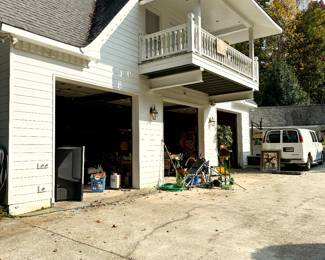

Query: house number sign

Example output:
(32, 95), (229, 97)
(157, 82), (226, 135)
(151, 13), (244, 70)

(37, 163), (48, 170)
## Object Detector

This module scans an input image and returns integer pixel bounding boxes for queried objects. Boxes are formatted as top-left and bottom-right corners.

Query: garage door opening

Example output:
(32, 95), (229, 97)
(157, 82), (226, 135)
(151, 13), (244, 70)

(55, 81), (133, 201)
(217, 110), (238, 168)
(163, 102), (198, 176)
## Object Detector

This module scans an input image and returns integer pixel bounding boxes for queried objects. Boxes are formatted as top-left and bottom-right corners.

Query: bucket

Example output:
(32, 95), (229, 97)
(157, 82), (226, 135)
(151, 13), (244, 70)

(184, 175), (199, 186)
(90, 175), (106, 192)
(193, 175), (199, 185)
(110, 173), (121, 189)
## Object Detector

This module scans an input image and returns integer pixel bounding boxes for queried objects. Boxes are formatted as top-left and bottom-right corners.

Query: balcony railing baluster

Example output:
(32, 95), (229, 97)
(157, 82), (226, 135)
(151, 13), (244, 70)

(139, 22), (259, 82)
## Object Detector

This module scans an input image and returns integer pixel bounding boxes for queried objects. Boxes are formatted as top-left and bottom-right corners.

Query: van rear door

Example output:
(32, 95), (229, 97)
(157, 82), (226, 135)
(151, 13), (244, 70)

(263, 130), (282, 152)
(282, 130), (302, 160)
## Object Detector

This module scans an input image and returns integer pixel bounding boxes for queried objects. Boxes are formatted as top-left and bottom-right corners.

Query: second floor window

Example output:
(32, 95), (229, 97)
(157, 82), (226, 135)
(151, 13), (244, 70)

(146, 10), (160, 34)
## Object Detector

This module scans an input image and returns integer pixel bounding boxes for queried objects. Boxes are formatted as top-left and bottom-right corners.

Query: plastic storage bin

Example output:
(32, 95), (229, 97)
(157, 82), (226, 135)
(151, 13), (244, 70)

(90, 175), (106, 192)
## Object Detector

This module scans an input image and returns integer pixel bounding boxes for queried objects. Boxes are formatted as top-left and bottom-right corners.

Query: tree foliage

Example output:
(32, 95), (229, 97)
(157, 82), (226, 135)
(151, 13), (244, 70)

(256, 0), (269, 8)
(251, 0), (325, 105)
(216, 125), (233, 150)
(257, 60), (307, 106)
(290, 2), (325, 103)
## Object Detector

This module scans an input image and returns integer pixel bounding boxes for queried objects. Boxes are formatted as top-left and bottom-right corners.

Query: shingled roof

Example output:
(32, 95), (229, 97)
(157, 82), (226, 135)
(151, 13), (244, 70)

(250, 105), (325, 127)
(0, 0), (129, 47)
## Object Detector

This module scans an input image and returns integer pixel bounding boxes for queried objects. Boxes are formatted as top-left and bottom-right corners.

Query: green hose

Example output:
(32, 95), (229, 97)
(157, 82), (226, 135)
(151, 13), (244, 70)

(159, 183), (183, 192)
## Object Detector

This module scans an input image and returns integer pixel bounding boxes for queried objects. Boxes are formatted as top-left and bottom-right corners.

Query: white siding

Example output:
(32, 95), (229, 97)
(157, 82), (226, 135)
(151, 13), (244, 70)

(238, 112), (251, 167)
(7, 0), (181, 214)
(6, 0), (239, 214)
(200, 105), (218, 166)
(138, 94), (164, 188)
(0, 40), (10, 148)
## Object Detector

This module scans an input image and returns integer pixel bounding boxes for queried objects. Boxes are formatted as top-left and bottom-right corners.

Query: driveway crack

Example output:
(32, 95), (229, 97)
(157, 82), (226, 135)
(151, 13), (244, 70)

(126, 205), (203, 258)
(294, 196), (320, 209)
(24, 222), (131, 259)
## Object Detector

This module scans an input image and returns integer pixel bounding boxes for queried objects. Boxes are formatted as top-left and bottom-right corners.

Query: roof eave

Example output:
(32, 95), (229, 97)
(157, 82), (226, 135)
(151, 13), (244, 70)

(0, 23), (97, 61)
(252, 0), (283, 34)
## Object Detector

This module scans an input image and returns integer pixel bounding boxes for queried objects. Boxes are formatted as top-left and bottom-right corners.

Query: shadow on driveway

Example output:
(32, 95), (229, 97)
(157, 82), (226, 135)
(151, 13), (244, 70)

(251, 244), (325, 260)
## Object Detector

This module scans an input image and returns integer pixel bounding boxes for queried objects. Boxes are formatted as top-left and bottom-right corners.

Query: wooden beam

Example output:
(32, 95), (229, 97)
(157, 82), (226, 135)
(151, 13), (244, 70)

(150, 69), (203, 91)
(209, 91), (254, 103)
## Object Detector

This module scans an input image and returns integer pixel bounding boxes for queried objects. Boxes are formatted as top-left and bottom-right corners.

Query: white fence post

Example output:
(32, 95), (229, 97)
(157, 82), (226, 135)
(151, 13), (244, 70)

(187, 13), (195, 52)
(254, 57), (259, 83)
(249, 27), (255, 78)
(197, 15), (202, 55)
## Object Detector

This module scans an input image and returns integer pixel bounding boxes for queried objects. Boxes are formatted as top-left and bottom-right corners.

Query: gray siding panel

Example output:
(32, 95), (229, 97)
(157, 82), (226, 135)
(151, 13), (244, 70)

(0, 40), (10, 148)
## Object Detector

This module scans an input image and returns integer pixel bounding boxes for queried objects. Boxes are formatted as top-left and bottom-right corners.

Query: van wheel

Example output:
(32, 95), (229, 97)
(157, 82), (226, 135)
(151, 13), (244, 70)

(319, 153), (324, 165)
(305, 156), (312, 171)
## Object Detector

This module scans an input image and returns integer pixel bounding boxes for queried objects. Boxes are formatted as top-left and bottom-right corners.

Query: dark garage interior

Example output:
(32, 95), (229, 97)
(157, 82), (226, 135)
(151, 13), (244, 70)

(217, 110), (238, 168)
(55, 82), (133, 201)
(163, 102), (198, 175)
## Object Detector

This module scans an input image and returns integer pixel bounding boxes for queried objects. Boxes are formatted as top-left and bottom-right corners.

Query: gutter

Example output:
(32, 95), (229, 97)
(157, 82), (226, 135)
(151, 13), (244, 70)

(0, 23), (97, 61)
(139, 0), (156, 4)
(235, 100), (258, 108)
(251, 0), (283, 34)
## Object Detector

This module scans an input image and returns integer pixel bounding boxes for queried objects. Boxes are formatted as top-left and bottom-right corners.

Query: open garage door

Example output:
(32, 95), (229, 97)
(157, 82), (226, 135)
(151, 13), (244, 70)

(217, 110), (239, 168)
(55, 81), (133, 201)
(163, 102), (198, 176)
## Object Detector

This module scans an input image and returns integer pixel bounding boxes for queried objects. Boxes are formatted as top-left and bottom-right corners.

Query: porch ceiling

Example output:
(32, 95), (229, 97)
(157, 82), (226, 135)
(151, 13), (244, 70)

(147, 67), (251, 97)
(141, 0), (282, 44)
(185, 71), (250, 96)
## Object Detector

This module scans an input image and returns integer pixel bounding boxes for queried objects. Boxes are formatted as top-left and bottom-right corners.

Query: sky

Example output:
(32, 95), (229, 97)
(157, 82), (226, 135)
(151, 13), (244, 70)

(298, 0), (323, 10)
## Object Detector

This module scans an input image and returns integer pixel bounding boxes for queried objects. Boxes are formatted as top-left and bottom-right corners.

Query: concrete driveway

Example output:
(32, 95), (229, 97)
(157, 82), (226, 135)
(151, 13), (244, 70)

(1, 171), (325, 260)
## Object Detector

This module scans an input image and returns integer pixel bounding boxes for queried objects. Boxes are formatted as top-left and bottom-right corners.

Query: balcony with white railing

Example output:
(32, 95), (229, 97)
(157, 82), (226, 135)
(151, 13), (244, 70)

(139, 14), (259, 85)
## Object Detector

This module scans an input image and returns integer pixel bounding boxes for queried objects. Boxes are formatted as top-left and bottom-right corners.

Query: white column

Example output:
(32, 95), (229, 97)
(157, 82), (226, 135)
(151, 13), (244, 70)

(249, 27), (254, 58)
(135, 94), (164, 188)
(198, 105), (218, 166)
(249, 27), (254, 77)
(187, 13), (195, 52)
(194, 0), (202, 54)
(238, 112), (251, 168)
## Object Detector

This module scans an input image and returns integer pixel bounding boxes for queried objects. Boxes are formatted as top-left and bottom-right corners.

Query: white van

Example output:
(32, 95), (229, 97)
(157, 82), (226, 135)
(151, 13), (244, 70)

(262, 128), (324, 170)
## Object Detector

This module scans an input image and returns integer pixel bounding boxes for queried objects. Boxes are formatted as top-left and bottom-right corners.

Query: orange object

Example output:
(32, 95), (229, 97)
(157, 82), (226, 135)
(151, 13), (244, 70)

(94, 171), (106, 179)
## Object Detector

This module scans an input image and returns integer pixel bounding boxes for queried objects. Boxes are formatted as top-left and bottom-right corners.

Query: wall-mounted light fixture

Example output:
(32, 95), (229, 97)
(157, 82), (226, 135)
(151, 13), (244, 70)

(150, 105), (158, 120)
(209, 116), (216, 125)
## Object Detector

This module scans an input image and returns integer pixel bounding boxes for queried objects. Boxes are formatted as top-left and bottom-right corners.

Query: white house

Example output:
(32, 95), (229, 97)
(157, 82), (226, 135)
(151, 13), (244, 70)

(0, 0), (281, 215)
